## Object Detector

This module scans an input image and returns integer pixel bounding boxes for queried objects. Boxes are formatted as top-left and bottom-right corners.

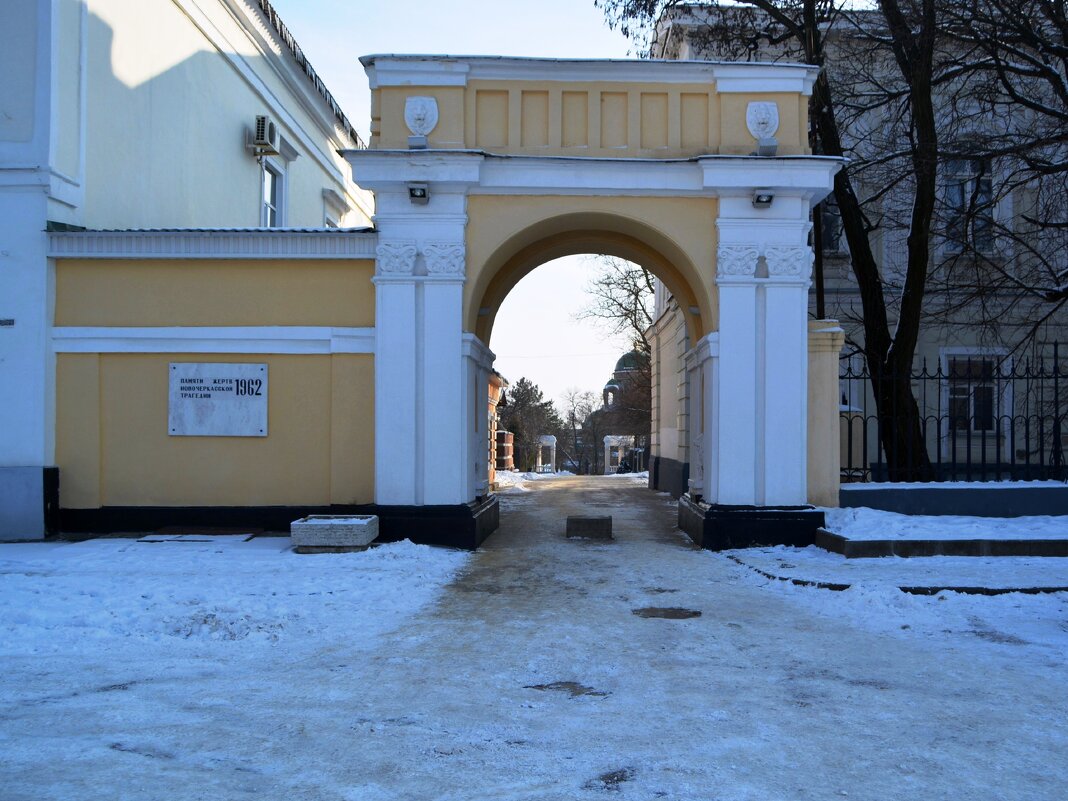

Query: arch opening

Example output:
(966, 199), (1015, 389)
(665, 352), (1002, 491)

(466, 211), (714, 346)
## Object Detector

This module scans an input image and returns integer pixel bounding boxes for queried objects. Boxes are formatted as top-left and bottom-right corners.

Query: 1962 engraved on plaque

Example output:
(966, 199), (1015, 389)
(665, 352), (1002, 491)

(168, 363), (268, 437)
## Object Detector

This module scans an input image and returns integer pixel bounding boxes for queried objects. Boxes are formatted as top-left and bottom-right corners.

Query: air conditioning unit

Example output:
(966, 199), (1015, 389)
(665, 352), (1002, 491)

(247, 114), (280, 156)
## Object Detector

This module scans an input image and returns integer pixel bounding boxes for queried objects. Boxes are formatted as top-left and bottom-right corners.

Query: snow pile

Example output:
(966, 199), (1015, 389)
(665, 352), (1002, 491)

(494, 470), (574, 491)
(823, 506), (1068, 540)
(0, 538), (469, 655)
(605, 469), (650, 484)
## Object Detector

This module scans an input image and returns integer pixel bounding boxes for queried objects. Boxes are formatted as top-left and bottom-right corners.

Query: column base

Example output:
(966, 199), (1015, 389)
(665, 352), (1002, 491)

(678, 494), (824, 551)
(649, 456), (690, 499)
(0, 467), (59, 541)
(59, 495), (500, 550)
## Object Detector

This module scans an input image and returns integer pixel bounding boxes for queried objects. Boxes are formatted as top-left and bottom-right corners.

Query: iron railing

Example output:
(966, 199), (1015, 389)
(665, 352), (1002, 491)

(840, 343), (1068, 482)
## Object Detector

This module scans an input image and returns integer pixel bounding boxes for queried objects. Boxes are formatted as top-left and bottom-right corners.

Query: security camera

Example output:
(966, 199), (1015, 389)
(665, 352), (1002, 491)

(408, 183), (429, 205)
(752, 189), (774, 208)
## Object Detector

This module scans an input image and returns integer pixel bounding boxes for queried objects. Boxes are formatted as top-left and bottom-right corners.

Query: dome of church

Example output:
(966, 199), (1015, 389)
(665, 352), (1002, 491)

(614, 350), (647, 373)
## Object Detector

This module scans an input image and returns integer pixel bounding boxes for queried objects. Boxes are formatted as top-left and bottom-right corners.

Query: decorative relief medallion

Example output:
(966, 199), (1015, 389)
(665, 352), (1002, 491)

(746, 102), (779, 141)
(716, 245), (760, 277)
(765, 246), (814, 279)
(376, 241), (418, 275)
(423, 241), (466, 276)
(404, 96), (439, 138)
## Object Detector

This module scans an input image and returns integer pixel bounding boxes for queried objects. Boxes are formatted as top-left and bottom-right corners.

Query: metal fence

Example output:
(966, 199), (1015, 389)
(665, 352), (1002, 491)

(840, 344), (1068, 483)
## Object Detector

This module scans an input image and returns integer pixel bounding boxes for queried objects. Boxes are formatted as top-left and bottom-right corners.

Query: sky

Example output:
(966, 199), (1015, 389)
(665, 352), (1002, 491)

(268, 0), (644, 405)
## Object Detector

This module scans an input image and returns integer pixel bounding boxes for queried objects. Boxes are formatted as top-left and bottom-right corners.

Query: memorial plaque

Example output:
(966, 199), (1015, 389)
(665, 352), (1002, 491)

(168, 363), (268, 437)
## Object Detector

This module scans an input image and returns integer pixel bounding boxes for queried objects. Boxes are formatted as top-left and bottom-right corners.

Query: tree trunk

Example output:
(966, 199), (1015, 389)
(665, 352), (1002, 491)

(869, 357), (934, 481)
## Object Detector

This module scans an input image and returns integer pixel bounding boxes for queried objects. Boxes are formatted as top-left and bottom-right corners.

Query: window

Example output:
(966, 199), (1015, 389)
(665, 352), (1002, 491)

(945, 158), (993, 253)
(948, 358), (997, 432)
(941, 351), (1009, 438)
(261, 158), (286, 227)
(322, 188), (349, 229)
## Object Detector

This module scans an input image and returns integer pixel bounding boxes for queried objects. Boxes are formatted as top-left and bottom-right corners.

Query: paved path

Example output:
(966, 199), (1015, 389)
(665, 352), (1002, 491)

(322, 477), (1066, 800)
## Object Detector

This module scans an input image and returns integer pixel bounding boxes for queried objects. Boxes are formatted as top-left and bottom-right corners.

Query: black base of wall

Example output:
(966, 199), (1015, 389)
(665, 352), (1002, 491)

(678, 495), (825, 551)
(43, 467), (60, 536)
(841, 485), (1068, 517)
(649, 456), (689, 499)
(59, 495), (500, 550)
(816, 527), (1068, 558)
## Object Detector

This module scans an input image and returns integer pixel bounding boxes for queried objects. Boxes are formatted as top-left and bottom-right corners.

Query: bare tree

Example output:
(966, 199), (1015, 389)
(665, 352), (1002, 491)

(577, 255), (656, 353)
(560, 387), (603, 473)
(932, 0), (1068, 344)
(598, 0), (965, 479)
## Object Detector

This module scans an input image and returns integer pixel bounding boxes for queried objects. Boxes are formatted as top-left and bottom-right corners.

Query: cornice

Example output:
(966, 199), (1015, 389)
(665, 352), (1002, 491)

(360, 55), (819, 95)
(52, 326), (375, 354)
(47, 229), (378, 260)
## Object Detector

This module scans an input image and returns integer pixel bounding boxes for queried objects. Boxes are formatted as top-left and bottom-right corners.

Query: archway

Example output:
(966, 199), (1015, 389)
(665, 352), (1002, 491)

(473, 218), (708, 495)
(344, 54), (844, 549)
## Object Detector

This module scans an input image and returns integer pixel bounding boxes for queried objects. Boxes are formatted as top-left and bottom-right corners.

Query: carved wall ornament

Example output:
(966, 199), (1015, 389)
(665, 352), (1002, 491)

(717, 245), (760, 277)
(423, 241), (466, 275)
(765, 246), (814, 279)
(404, 96), (439, 138)
(375, 241), (418, 275)
(746, 101), (779, 141)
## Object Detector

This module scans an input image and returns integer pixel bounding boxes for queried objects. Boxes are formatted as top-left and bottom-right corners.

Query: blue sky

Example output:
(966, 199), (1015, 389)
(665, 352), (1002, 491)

(269, 0), (643, 403)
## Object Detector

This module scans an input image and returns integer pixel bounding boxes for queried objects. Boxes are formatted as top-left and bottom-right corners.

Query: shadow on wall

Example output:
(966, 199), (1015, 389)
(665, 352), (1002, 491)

(83, 9), (347, 229)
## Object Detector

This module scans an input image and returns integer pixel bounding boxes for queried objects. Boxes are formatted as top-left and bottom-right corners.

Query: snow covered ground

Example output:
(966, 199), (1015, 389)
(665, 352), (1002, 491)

(824, 505), (1068, 540)
(2, 477), (1066, 800)
(0, 537), (467, 655)
(496, 469), (648, 492)
(730, 545), (1068, 591)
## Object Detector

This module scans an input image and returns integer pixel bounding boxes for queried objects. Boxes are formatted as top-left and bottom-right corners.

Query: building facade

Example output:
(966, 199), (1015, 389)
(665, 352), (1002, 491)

(0, 0), (371, 537)
(3, 8), (844, 546)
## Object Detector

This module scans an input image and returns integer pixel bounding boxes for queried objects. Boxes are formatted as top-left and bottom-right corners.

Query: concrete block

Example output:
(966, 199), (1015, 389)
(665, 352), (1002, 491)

(566, 515), (613, 540)
(291, 515), (379, 553)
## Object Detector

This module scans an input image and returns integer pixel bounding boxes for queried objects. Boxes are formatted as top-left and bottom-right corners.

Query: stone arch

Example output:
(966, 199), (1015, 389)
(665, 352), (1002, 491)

(466, 211), (713, 346)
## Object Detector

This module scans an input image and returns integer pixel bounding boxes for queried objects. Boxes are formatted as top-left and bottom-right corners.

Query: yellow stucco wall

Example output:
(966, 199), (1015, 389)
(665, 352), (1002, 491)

(464, 195), (717, 342)
(55, 259), (375, 327)
(807, 321), (846, 507)
(56, 353), (375, 509)
(373, 81), (808, 157)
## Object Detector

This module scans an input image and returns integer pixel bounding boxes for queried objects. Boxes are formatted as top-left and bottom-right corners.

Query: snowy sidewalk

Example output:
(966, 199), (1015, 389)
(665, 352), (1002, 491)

(2, 478), (1066, 800)
(729, 545), (1068, 594)
(820, 505), (1068, 557)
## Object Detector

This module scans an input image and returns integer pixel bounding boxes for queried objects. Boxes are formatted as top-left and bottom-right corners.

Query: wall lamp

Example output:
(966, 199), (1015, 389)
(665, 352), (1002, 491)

(752, 189), (774, 208)
(408, 183), (429, 205)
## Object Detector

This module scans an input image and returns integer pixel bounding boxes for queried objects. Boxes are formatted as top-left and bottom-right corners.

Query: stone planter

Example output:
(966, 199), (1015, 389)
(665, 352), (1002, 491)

(291, 515), (379, 553)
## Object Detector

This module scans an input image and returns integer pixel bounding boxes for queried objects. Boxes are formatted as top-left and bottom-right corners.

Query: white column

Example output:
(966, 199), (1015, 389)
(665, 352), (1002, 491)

(714, 197), (813, 507)
(422, 267), (465, 504)
(763, 247), (814, 504)
(0, 0), (86, 539)
(461, 335), (493, 500)
(684, 333), (718, 501)
(373, 243), (419, 505)
(374, 239), (469, 507)
(714, 246), (761, 504)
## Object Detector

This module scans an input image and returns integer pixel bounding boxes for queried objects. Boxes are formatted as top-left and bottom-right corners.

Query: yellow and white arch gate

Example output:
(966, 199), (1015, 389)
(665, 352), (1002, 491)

(346, 55), (844, 548)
